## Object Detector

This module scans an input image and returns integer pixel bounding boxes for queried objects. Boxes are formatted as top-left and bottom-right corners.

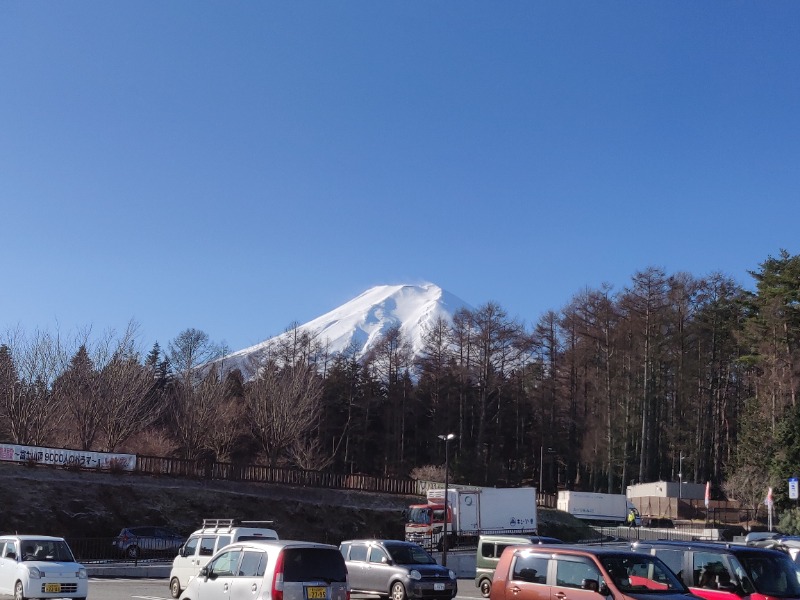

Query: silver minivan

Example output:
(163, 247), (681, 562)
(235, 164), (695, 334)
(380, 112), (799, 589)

(340, 539), (456, 600)
(178, 539), (348, 600)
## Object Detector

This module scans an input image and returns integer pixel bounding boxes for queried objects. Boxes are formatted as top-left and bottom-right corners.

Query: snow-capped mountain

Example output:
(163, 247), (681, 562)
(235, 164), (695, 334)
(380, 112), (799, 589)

(220, 283), (473, 376)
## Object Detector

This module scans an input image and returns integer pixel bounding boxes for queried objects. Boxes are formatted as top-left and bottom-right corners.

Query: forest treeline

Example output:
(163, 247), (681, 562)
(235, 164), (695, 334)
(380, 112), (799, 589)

(3, 251), (800, 517)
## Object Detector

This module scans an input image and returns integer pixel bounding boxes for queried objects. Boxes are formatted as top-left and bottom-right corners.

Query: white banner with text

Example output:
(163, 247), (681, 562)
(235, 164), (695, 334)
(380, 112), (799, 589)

(0, 443), (136, 471)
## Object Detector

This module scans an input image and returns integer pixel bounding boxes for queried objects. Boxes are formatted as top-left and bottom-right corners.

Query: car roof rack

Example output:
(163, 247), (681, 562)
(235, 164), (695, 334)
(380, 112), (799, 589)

(201, 518), (275, 531)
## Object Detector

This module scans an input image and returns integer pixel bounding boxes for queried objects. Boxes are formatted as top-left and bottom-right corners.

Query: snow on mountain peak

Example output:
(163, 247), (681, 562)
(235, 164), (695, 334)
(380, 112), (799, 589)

(221, 283), (472, 376)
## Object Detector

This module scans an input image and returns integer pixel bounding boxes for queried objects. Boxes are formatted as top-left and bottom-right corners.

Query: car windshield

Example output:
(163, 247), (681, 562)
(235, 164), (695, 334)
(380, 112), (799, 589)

(385, 543), (437, 565)
(600, 554), (686, 593)
(21, 540), (76, 562)
(406, 508), (431, 525)
(735, 551), (800, 597)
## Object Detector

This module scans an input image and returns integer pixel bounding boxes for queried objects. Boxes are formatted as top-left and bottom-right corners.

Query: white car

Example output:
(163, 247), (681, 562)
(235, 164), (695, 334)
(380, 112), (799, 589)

(178, 539), (348, 600)
(0, 535), (88, 600)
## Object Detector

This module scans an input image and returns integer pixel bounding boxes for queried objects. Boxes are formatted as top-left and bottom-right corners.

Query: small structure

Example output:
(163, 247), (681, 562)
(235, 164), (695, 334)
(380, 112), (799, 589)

(627, 481), (706, 500)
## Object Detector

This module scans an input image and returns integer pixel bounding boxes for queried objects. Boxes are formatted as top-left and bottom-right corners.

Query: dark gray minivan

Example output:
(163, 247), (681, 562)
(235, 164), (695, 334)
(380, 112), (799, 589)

(340, 539), (457, 600)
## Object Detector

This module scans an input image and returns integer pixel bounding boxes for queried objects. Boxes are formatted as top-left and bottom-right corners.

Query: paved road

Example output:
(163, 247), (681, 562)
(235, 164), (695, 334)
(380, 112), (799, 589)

(0, 578), (485, 600)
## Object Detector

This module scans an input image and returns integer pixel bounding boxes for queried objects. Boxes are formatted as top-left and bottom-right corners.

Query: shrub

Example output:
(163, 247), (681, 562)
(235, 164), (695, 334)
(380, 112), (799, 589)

(409, 464), (446, 482)
(778, 507), (800, 535)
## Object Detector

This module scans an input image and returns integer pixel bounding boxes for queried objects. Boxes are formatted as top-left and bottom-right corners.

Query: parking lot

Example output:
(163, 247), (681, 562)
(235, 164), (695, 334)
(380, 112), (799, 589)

(0, 577), (484, 600)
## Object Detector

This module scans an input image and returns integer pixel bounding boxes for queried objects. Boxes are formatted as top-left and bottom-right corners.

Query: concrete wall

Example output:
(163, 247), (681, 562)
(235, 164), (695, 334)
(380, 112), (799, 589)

(432, 550), (477, 578)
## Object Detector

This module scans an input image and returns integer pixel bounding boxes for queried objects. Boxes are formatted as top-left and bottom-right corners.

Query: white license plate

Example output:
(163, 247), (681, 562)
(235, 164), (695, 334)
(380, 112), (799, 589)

(434, 583), (445, 591)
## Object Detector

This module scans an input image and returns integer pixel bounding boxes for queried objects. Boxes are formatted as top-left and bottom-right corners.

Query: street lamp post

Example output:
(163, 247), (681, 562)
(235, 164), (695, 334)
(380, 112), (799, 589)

(678, 452), (684, 500)
(539, 446), (555, 493)
(539, 445), (543, 493)
(438, 433), (456, 566)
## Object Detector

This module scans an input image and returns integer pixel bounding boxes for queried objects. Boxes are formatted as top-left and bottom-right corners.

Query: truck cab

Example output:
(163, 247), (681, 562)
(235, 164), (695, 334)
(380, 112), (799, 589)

(405, 502), (449, 550)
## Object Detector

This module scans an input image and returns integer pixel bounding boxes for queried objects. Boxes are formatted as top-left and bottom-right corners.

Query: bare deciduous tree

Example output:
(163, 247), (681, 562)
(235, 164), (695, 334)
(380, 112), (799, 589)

(246, 361), (323, 467)
(54, 344), (104, 450)
(0, 329), (66, 446)
(167, 366), (225, 459)
(94, 321), (163, 451)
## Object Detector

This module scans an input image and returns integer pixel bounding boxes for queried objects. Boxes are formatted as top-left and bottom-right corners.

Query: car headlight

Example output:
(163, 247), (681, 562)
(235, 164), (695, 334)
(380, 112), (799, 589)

(409, 570), (422, 580)
(78, 568), (88, 579)
(448, 570), (456, 580)
(28, 567), (42, 579)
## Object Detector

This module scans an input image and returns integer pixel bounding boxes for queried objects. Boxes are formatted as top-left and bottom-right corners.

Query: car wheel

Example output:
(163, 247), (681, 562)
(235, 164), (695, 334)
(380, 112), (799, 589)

(480, 578), (491, 598)
(170, 576), (182, 598)
(126, 545), (141, 559)
(391, 581), (406, 600)
(14, 580), (27, 600)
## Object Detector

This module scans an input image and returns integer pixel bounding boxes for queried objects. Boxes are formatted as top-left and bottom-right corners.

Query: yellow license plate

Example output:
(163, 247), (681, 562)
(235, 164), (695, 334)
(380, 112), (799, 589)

(44, 583), (62, 593)
(307, 586), (327, 599)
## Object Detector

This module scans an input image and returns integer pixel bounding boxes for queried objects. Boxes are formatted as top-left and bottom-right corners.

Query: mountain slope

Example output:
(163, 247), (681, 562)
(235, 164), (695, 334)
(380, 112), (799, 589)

(221, 283), (472, 376)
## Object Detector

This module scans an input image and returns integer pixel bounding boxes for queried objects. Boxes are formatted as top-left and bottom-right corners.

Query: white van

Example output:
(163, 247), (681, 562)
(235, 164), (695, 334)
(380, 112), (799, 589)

(169, 518), (278, 598)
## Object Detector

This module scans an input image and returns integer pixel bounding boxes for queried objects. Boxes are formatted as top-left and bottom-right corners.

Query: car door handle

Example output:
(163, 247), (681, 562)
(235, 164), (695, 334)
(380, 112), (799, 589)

(511, 586), (521, 595)
(555, 593), (567, 600)
(252, 584), (258, 591)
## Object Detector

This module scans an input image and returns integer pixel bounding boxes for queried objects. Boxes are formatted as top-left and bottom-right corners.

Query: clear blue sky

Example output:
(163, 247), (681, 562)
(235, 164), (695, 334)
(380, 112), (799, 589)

(2, 2), (799, 353)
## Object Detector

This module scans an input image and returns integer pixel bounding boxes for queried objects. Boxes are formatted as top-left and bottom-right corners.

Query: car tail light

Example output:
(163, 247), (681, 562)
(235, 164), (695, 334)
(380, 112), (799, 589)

(272, 550), (285, 600)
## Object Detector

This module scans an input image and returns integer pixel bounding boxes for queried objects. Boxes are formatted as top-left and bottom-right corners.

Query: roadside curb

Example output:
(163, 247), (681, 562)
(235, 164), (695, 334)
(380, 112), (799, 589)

(87, 564), (171, 578)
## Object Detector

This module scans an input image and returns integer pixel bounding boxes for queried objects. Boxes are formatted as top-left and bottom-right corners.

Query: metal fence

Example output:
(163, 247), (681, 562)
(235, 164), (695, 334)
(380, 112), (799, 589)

(67, 537), (179, 564)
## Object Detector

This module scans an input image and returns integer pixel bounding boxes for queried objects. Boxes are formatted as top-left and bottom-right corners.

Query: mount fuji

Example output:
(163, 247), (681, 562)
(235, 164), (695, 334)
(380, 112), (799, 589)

(220, 283), (473, 376)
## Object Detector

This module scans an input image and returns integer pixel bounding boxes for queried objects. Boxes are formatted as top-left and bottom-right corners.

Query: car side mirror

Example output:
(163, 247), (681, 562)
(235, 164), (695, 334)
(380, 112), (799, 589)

(6, 552), (15, 560)
(598, 582), (611, 596)
(582, 579), (599, 592)
(200, 567), (210, 579)
(382, 557), (391, 565)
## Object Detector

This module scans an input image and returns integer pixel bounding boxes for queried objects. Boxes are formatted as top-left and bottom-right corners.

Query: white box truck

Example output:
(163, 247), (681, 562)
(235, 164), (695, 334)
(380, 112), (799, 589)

(405, 487), (538, 550)
(557, 490), (640, 526)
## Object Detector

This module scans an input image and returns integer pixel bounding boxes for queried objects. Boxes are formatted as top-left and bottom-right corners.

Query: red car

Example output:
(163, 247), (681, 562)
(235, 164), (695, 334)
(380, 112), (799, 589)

(490, 544), (699, 600)
(631, 540), (800, 600)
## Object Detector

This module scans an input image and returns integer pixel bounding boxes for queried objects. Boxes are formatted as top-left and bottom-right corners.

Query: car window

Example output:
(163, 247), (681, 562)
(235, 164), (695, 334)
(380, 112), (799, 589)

(735, 551), (800, 596)
(693, 552), (733, 590)
(555, 557), (601, 589)
(200, 537), (216, 556)
(155, 528), (175, 538)
(601, 554), (685, 592)
(208, 549), (242, 577)
(4, 543), (17, 559)
(369, 546), (388, 564)
(183, 537), (199, 556)
(283, 548), (347, 582)
(385, 543), (436, 565)
(239, 551), (266, 577)
(480, 542), (494, 558)
(340, 542), (351, 559)
(349, 544), (368, 562)
(652, 549), (683, 580)
(216, 535), (231, 551)
(511, 553), (548, 584)
(496, 543), (515, 558)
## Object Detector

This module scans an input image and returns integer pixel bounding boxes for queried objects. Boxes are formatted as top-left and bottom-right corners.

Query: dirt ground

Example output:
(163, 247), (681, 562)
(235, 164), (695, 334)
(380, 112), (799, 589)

(0, 462), (594, 544)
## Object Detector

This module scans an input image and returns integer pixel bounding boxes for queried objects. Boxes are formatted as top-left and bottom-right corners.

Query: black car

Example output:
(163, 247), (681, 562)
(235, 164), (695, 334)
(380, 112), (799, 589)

(113, 526), (185, 559)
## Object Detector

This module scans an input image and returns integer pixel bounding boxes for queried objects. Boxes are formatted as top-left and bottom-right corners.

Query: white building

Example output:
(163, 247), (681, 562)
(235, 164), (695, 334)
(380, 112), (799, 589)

(627, 480), (706, 500)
